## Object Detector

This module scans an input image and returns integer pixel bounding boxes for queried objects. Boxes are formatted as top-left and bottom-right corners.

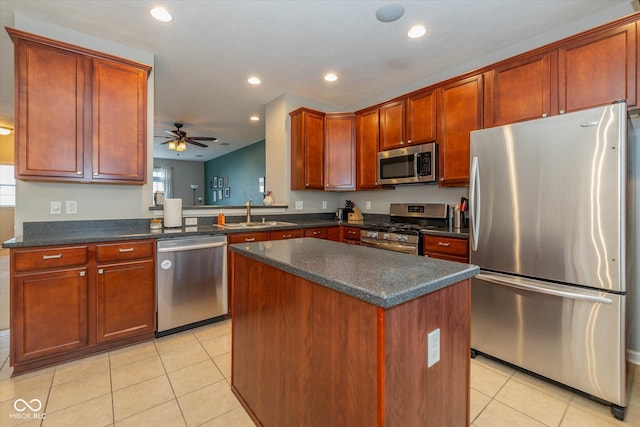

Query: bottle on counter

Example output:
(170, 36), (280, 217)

(217, 209), (225, 225)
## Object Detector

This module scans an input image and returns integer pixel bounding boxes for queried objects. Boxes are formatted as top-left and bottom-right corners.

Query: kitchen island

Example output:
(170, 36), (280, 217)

(229, 238), (478, 427)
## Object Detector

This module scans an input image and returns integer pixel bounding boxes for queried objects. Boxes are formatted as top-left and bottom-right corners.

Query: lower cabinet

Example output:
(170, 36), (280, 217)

(10, 240), (156, 374)
(423, 235), (469, 263)
(341, 226), (361, 244)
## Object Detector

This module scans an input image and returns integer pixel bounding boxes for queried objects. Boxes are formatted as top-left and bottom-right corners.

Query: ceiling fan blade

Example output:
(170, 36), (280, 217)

(164, 130), (177, 136)
(186, 140), (209, 148)
(189, 137), (218, 142)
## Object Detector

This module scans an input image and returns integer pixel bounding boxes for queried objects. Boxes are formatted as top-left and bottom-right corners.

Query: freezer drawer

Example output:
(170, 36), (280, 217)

(471, 272), (626, 406)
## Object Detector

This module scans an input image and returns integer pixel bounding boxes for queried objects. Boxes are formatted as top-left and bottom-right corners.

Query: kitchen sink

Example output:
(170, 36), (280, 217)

(222, 221), (297, 229)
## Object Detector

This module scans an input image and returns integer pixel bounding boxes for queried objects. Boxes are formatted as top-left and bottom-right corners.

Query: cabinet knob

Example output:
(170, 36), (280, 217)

(76, 171), (82, 175)
(79, 271), (86, 277)
(542, 113), (548, 118)
(93, 172), (99, 176)
(407, 139), (412, 144)
(400, 141), (404, 145)
(440, 177), (445, 182)
(559, 110), (565, 114)
(98, 269), (104, 275)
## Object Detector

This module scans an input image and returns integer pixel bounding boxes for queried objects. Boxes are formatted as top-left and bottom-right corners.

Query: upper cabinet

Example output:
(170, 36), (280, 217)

(290, 107), (326, 190)
(484, 52), (551, 127)
(405, 88), (437, 145)
(8, 28), (151, 184)
(355, 108), (380, 190)
(437, 74), (483, 187)
(379, 100), (405, 151)
(324, 113), (356, 191)
(557, 22), (637, 113)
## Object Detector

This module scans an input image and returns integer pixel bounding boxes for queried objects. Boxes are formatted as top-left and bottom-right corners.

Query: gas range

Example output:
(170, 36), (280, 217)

(359, 203), (449, 256)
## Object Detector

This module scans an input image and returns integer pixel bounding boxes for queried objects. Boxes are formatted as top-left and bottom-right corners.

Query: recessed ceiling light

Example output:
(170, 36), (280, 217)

(0, 127), (12, 135)
(248, 77), (261, 85)
(150, 7), (172, 22)
(250, 115), (260, 121)
(408, 25), (427, 39)
(376, 4), (405, 23)
(324, 73), (338, 82)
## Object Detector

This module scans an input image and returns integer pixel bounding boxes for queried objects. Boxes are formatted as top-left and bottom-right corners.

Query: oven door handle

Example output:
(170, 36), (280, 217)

(360, 238), (418, 256)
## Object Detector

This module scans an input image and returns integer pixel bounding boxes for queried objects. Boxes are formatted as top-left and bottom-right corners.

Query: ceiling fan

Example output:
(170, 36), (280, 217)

(160, 123), (218, 152)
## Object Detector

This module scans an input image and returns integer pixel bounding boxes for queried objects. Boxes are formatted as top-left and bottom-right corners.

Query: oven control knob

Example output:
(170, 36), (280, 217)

(367, 231), (378, 238)
(383, 233), (390, 240)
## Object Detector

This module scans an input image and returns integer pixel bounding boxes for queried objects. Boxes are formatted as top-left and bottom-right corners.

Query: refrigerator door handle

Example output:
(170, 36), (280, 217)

(477, 272), (613, 304)
(469, 156), (480, 251)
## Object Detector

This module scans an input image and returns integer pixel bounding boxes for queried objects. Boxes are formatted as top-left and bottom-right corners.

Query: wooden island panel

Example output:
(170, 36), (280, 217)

(232, 252), (470, 427)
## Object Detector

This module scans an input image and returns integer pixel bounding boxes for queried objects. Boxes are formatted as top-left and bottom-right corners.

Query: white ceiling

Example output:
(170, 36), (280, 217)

(0, 0), (636, 161)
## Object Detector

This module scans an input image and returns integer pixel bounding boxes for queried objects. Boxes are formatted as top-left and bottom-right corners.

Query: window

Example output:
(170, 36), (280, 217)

(0, 165), (15, 207)
(153, 166), (173, 198)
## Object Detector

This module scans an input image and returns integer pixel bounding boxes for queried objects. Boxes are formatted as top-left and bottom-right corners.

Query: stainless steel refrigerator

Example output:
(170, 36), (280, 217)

(469, 101), (632, 420)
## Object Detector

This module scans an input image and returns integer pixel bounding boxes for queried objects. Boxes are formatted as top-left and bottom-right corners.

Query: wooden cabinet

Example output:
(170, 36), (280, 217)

(355, 108), (380, 190)
(10, 240), (155, 374)
(304, 227), (328, 239)
(12, 245), (89, 364)
(379, 100), (405, 150)
(290, 107), (325, 190)
(485, 52), (551, 127)
(95, 241), (155, 343)
(324, 113), (356, 191)
(437, 74), (483, 187)
(423, 235), (469, 263)
(270, 229), (304, 240)
(406, 88), (437, 145)
(558, 22), (637, 113)
(341, 226), (361, 244)
(8, 28), (151, 184)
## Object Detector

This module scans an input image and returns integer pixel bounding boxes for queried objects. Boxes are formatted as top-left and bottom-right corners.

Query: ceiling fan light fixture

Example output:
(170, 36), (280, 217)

(168, 140), (177, 150)
(177, 141), (187, 151)
(150, 7), (173, 22)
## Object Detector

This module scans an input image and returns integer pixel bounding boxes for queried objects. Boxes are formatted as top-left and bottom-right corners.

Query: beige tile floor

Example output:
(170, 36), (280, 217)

(0, 319), (639, 427)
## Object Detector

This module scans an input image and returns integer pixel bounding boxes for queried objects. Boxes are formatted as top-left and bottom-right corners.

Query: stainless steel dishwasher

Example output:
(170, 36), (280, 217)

(156, 234), (227, 336)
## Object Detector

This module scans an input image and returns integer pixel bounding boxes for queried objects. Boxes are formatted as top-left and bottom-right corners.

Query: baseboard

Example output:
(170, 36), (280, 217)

(627, 349), (640, 365)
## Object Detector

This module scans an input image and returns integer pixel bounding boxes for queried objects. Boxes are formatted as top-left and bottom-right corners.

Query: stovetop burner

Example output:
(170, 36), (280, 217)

(362, 222), (422, 235)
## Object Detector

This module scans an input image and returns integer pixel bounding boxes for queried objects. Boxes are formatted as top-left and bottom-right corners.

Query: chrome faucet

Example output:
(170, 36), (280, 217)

(245, 199), (252, 223)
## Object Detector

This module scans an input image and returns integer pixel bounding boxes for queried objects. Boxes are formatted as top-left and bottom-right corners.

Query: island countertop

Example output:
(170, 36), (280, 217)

(230, 237), (479, 309)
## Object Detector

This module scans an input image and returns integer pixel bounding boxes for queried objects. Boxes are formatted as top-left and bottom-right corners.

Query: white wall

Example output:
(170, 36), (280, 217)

(12, 15), (155, 236)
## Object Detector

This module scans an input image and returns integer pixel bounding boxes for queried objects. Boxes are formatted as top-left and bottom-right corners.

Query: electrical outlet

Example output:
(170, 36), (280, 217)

(365, 200), (371, 210)
(322, 201), (327, 209)
(295, 201), (303, 210)
(65, 200), (77, 214)
(427, 329), (440, 367)
(50, 201), (62, 215)
(185, 217), (198, 226)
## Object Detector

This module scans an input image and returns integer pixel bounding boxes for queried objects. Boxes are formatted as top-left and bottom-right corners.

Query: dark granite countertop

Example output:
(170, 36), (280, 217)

(2, 217), (468, 249)
(230, 238), (478, 309)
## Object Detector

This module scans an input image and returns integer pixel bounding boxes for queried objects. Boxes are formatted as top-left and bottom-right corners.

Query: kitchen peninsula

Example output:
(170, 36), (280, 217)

(230, 238), (478, 427)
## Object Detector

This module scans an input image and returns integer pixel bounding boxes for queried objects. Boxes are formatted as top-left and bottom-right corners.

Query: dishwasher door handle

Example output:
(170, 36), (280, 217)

(157, 241), (227, 253)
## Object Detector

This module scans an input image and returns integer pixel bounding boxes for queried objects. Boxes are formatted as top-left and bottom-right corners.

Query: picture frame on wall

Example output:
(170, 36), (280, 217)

(213, 176), (218, 188)
(224, 187), (230, 198)
(218, 189), (223, 200)
(224, 176), (229, 186)
(212, 191), (217, 202)
(219, 177), (224, 187)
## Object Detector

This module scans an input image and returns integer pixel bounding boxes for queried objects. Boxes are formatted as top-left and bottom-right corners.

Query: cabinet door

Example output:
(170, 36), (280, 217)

(13, 268), (89, 362)
(379, 100), (405, 150)
(290, 108), (325, 190)
(356, 108), (380, 190)
(96, 260), (155, 343)
(13, 36), (88, 180)
(558, 22), (636, 113)
(485, 52), (551, 127)
(423, 235), (469, 263)
(92, 58), (148, 183)
(438, 75), (483, 186)
(325, 113), (355, 191)
(406, 89), (437, 145)
(341, 226), (361, 242)
(304, 227), (329, 239)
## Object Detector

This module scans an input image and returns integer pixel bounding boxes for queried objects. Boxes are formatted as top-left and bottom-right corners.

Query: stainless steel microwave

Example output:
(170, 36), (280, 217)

(377, 143), (438, 185)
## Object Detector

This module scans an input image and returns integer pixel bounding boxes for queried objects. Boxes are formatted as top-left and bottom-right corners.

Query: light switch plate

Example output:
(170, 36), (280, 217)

(295, 201), (303, 210)
(185, 217), (197, 226)
(322, 201), (327, 209)
(365, 201), (371, 210)
(427, 328), (440, 367)
(50, 201), (62, 215)
(66, 200), (77, 214)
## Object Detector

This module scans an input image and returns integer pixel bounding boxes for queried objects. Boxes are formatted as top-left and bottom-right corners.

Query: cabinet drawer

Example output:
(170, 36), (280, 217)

(227, 232), (270, 244)
(342, 226), (361, 241)
(14, 246), (88, 272)
(96, 240), (154, 263)
(304, 227), (328, 239)
(423, 236), (469, 257)
(270, 229), (303, 240)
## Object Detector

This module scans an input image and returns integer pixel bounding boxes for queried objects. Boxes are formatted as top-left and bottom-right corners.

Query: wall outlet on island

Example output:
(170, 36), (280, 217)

(295, 201), (303, 210)
(50, 201), (62, 215)
(65, 200), (77, 214)
(427, 328), (440, 368)
(185, 217), (197, 226)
